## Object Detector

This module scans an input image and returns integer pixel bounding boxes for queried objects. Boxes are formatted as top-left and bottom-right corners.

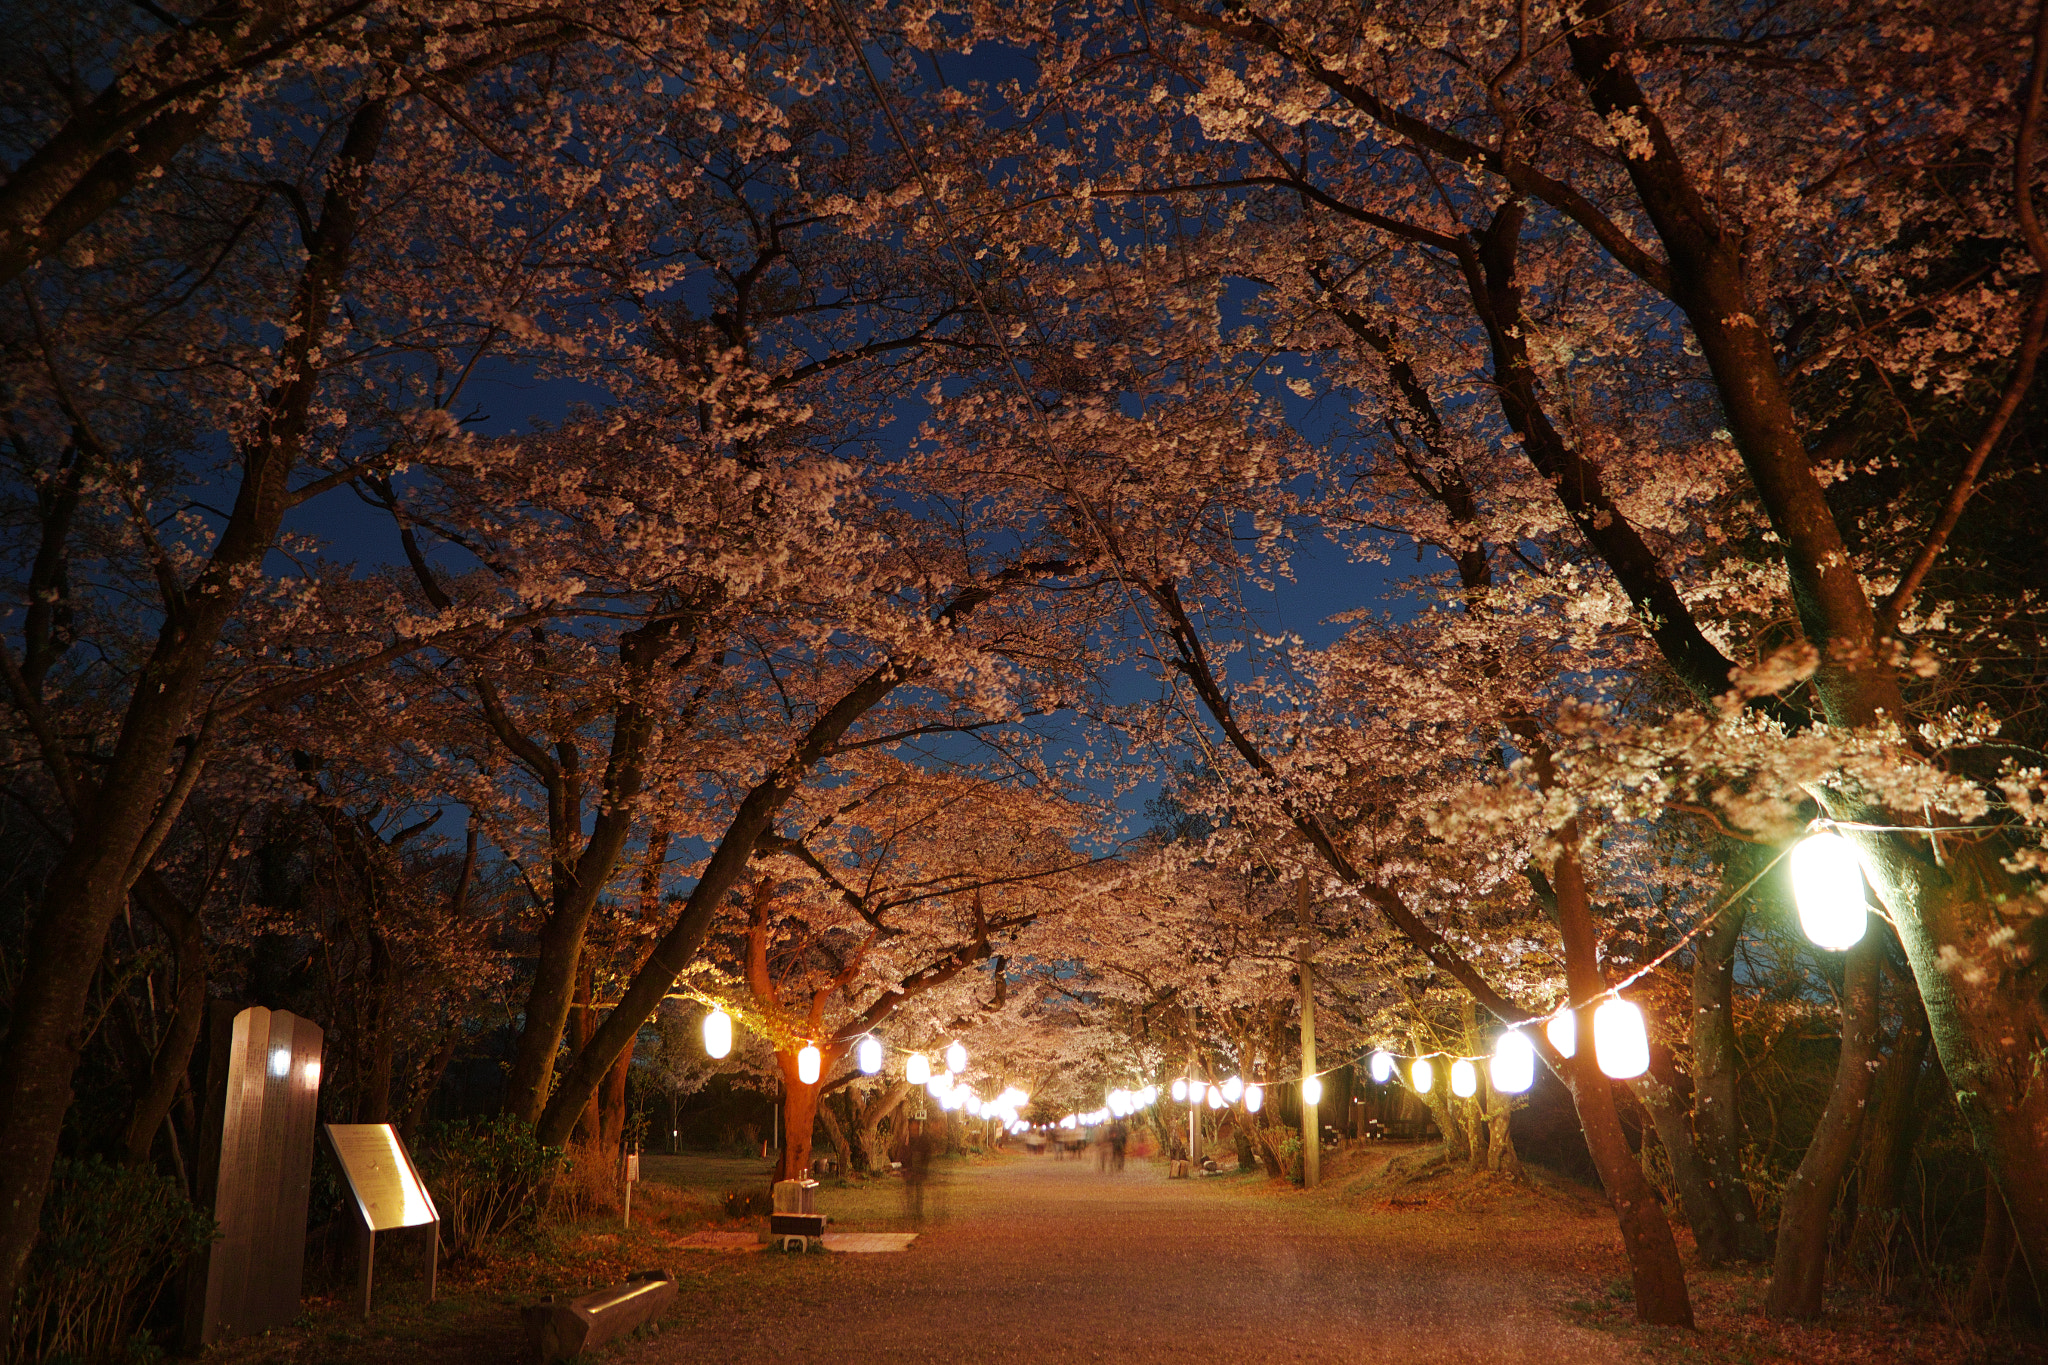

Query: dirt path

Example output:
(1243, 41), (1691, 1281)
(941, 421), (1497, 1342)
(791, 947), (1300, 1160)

(624, 1153), (1634, 1364)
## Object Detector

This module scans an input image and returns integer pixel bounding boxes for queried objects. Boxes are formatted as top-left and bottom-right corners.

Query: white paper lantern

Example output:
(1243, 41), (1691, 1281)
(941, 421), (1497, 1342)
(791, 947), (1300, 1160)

(946, 1039), (968, 1074)
(966, 1096), (983, 1117)
(927, 1073), (951, 1099)
(797, 1042), (821, 1085)
(857, 1036), (882, 1075)
(1791, 831), (1869, 950)
(1369, 1049), (1394, 1084)
(905, 1051), (930, 1086)
(1451, 1058), (1478, 1098)
(1411, 1059), (1434, 1094)
(1302, 1075), (1323, 1106)
(1245, 1084), (1264, 1113)
(1593, 998), (1650, 1079)
(1171, 1078), (1189, 1102)
(1206, 1084), (1223, 1109)
(703, 1008), (733, 1059)
(1490, 1029), (1535, 1094)
(1222, 1075), (1244, 1103)
(1546, 1010), (1576, 1058)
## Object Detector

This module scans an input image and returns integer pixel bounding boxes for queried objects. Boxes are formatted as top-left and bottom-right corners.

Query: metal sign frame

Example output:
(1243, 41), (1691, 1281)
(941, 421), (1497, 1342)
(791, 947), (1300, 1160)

(323, 1123), (439, 1316)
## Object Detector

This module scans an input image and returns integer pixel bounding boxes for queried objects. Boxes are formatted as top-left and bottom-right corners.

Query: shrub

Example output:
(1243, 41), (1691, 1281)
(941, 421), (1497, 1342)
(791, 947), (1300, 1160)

(414, 1116), (561, 1259)
(7, 1156), (214, 1365)
(544, 1140), (620, 1223)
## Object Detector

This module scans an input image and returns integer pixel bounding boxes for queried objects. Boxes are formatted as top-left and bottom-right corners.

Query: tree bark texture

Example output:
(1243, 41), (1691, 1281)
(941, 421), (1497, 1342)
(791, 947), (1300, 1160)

(1554, 835), (1694, 1327)
(0, 95), (389, 1312)
(817, 1096), (855, 1178)
(1692, 892), (1769, 1261)
(1846, 1005), (1932, 1277)
(856, 1080), (912, 1173)
(1558, 0), (2048, 1276)
(119, 878), (208, 1166)
(532, 571), (1046, 1146)
(1766, 933), (1882, 1319)
(1633, 1043), (1738, 1265)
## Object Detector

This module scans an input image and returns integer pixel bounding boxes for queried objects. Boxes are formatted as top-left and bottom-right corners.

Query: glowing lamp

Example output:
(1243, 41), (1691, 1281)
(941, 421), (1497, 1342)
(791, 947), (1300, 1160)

(966, 1096), (983, 1116)
(928, 1074), (951, 1100)
(1302, 1075), (1323, 1106)
(1490, 1029), (1535, 1094)
(1171, 1078), (1189, 1103)
(797, 1042), (821, 1085)
(905, 1051), (931, 1085)
(1411, 1059), (1434, 1094)
(858, 1036), (882, 1075)
(1244, 1084), (1264, 1113)
(1791, 831), (1869, 950)
(1593, 998), (1650, 1079)
(1546, 1011), (1576, 1058)
(1205, 1084), (1222, 1109)
(946, 1040), (968, 1074)
(1369, 1049), (1394, 1084)
(703, 1008), (733, 1059)
(1451, 1059), (1478, 1098)
(1222, 1075), (1244, 1103)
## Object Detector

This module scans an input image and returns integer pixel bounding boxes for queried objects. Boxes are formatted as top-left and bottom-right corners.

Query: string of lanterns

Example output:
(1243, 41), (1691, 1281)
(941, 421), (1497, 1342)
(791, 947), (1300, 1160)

(687, 820), (1948, 1126)
(1125, 821), (1934, 1102)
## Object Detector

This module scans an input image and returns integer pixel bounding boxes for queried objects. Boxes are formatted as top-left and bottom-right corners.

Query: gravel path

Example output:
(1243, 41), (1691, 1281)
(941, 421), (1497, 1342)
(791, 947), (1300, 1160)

(629, 1153), (1634, 1364)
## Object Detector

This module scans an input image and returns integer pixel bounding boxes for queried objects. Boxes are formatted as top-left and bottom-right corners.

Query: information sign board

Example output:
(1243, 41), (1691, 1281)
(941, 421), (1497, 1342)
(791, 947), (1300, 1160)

(326, 1124), (437, 1231)
(324, 1123), (438, 1314)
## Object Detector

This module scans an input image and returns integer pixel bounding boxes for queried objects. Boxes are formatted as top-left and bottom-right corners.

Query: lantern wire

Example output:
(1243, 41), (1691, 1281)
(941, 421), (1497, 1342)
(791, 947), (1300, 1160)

(1256, 812), (2005, 1083)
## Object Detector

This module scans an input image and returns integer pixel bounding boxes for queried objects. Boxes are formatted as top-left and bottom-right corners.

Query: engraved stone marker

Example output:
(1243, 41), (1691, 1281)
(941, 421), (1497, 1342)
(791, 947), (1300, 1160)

(192, 1006), (324, 1345)
(324, 1122), (438, 1315)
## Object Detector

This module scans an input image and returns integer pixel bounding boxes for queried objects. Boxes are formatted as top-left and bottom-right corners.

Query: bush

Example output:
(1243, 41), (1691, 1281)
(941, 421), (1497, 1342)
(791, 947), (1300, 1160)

(1279, 1133), (1304, 1186)
(7, 1156), (214, 1365)
(544, 1140), (620, 1223)
(414, 1116), (561, 1259)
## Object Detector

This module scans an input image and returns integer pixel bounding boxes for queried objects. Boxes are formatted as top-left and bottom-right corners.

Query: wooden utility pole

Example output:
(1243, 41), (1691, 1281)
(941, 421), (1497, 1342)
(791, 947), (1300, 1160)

(1298, 874), (1319, 1189)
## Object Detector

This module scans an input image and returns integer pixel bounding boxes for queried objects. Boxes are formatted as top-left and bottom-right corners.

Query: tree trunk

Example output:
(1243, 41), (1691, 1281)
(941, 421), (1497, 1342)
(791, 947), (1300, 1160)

(1856, 836), (2048, 1280)
(1554, 835), (1694, 1326)
(1846, 1004), (1932, 1277)
(775, 1058), (820, 1183)
(1965, 1181), (2036, 1323)
(598, 1040), (631, 1157)
(357, 927), (397, 1124)
(1460, 1000), (1487, 1171)
(1560, 3), (2048, 1277)
(0, 95), (389, 1313)
(1412, 1030), (1467, 1161)
(1485, 1098), (1522, 1179)
(1692, 889), (1768, 1260)
(1633, 1043), (1739, 1264)
(573, 963), (600, 1145)
(816, 1097), (854, 1178)
(857, 1080), (912, 1173)
(1766, 933), (1882, 1319)
(120, 880), (207, 1165)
